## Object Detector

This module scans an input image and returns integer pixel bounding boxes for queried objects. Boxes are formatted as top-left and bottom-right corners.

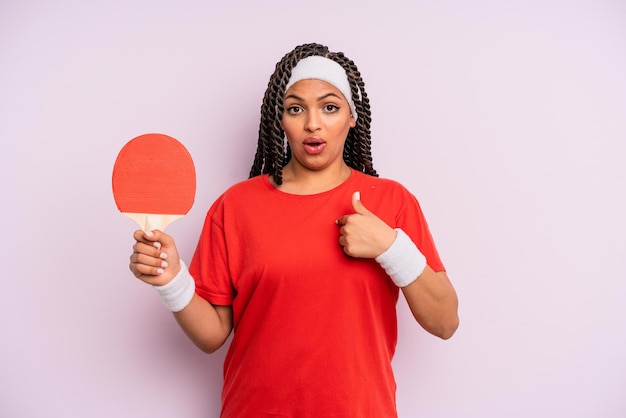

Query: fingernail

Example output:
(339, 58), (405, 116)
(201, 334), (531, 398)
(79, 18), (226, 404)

(161, 260), (168, 268)
(153, 242), (162, 250)
(354, 191), (361, 201)
(145, 230), (154, 237)
(160, 252), (168, 260)
(156, 268), (164, 274)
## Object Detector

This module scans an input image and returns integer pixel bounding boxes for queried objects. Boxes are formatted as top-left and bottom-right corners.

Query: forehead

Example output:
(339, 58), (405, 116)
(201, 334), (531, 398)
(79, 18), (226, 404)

(284, 79), (347, 101)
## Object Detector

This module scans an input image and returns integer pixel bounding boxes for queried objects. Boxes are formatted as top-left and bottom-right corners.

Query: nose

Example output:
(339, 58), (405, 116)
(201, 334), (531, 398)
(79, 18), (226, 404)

(304, 110), (322, 132)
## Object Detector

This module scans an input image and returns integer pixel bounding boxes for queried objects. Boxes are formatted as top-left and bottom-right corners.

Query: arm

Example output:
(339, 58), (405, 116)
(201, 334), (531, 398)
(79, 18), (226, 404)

(173, 294), (232, 354)
(400, 268), (458, 340)
(336, 192), (459, 339)
(130, 229), (233, 353)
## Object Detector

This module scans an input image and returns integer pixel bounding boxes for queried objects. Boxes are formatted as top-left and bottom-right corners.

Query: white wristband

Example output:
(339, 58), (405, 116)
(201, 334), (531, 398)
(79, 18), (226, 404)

(375, 228), (427, 288)
(153, 260), (195, 312)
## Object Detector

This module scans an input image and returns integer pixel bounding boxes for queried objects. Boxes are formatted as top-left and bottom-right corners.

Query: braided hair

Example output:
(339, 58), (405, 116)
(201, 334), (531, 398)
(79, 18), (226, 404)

(248, 43), (377, 185)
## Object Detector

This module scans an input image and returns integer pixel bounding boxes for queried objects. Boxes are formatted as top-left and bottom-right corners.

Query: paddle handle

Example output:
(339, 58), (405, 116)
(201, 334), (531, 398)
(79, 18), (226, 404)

(122, 212), (184, 232)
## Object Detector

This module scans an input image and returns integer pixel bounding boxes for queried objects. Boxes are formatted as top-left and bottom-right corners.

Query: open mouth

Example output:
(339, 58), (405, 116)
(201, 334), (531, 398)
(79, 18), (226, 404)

(303, 138), (326, 154)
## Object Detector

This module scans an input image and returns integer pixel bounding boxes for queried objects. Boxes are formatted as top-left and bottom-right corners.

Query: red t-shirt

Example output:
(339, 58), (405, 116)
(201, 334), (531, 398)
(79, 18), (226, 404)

(189, 170), (444, 417)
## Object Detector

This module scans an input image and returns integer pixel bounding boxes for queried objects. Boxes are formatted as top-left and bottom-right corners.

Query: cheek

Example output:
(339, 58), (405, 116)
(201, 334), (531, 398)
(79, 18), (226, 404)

(337, 119), (355, 138)
(281, 123), (293, 139)
(281, 116), (297, 131)
(280, 119), (290, 137)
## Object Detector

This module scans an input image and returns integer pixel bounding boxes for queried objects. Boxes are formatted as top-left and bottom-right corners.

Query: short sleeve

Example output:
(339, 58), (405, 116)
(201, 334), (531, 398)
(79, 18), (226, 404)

(188, 195), (235, 306)
(395, 188), (445, 272)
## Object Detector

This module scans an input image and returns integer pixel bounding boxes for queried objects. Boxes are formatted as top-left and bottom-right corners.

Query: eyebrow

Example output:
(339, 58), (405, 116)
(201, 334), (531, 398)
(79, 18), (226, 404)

(284, 92), (343, 102)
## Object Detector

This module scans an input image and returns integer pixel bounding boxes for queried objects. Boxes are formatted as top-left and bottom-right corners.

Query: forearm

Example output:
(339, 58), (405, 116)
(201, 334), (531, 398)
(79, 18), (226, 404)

(372, 228), (459, 339)
(129, 230), (233, 352)
(173, 293), (233, 354)
(401, 267), (459, 339)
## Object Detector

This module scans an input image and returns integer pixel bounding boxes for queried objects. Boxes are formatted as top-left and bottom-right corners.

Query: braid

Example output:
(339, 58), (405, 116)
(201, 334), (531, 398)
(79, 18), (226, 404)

(328, 51), (377, 177)
(249, 43), (377, 184)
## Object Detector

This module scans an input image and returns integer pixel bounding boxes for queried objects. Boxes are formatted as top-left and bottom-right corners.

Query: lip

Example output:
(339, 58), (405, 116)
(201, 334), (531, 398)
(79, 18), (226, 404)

(302, 137), (326, 155)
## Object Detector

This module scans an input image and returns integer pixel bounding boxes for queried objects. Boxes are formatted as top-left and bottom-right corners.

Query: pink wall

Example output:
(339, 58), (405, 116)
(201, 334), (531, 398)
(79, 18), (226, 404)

(2, 1), (625, 416)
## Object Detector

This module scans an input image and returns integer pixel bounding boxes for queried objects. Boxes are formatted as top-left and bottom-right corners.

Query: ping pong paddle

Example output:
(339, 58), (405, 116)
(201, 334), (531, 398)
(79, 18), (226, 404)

(112, 133), (196, 232)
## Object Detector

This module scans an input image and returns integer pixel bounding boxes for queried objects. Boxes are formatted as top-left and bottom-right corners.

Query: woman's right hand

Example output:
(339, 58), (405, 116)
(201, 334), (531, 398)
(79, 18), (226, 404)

(129, 229), (181, 286)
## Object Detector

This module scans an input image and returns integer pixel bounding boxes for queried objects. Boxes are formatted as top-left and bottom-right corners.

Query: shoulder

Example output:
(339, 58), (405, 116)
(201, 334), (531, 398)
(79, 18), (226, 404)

(219, 175), (270, 200)
(206, 175), (269, 214)
(351, 171), (415, 199)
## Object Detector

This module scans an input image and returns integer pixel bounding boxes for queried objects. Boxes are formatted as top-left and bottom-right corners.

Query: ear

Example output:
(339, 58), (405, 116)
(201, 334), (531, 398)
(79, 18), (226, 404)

(349, 114), (356, 128)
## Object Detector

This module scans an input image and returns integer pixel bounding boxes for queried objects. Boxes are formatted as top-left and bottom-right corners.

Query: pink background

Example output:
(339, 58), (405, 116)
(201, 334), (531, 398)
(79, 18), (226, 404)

(2, 1), (625, 417)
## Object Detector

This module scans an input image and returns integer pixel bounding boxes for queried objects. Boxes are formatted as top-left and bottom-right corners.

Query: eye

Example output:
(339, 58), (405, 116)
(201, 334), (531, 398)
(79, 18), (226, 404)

(324, 104), (339, 113)
(286, 105), (303, 115)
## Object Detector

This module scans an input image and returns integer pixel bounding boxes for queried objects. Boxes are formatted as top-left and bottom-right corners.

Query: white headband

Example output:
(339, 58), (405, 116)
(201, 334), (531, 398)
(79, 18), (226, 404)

(285, 55), (358, 121)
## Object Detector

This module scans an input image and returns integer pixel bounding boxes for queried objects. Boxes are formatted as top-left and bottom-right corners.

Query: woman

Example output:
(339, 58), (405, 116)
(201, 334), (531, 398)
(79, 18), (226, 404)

(130, 42), (459, 417)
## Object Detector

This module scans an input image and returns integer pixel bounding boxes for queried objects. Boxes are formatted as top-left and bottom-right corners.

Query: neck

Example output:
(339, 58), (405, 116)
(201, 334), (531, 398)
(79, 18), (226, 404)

(273, 162), (351, 195)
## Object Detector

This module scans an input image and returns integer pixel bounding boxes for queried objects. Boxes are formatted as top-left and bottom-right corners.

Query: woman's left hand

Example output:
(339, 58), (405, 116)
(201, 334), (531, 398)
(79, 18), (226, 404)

(335, 191), (396, 258)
